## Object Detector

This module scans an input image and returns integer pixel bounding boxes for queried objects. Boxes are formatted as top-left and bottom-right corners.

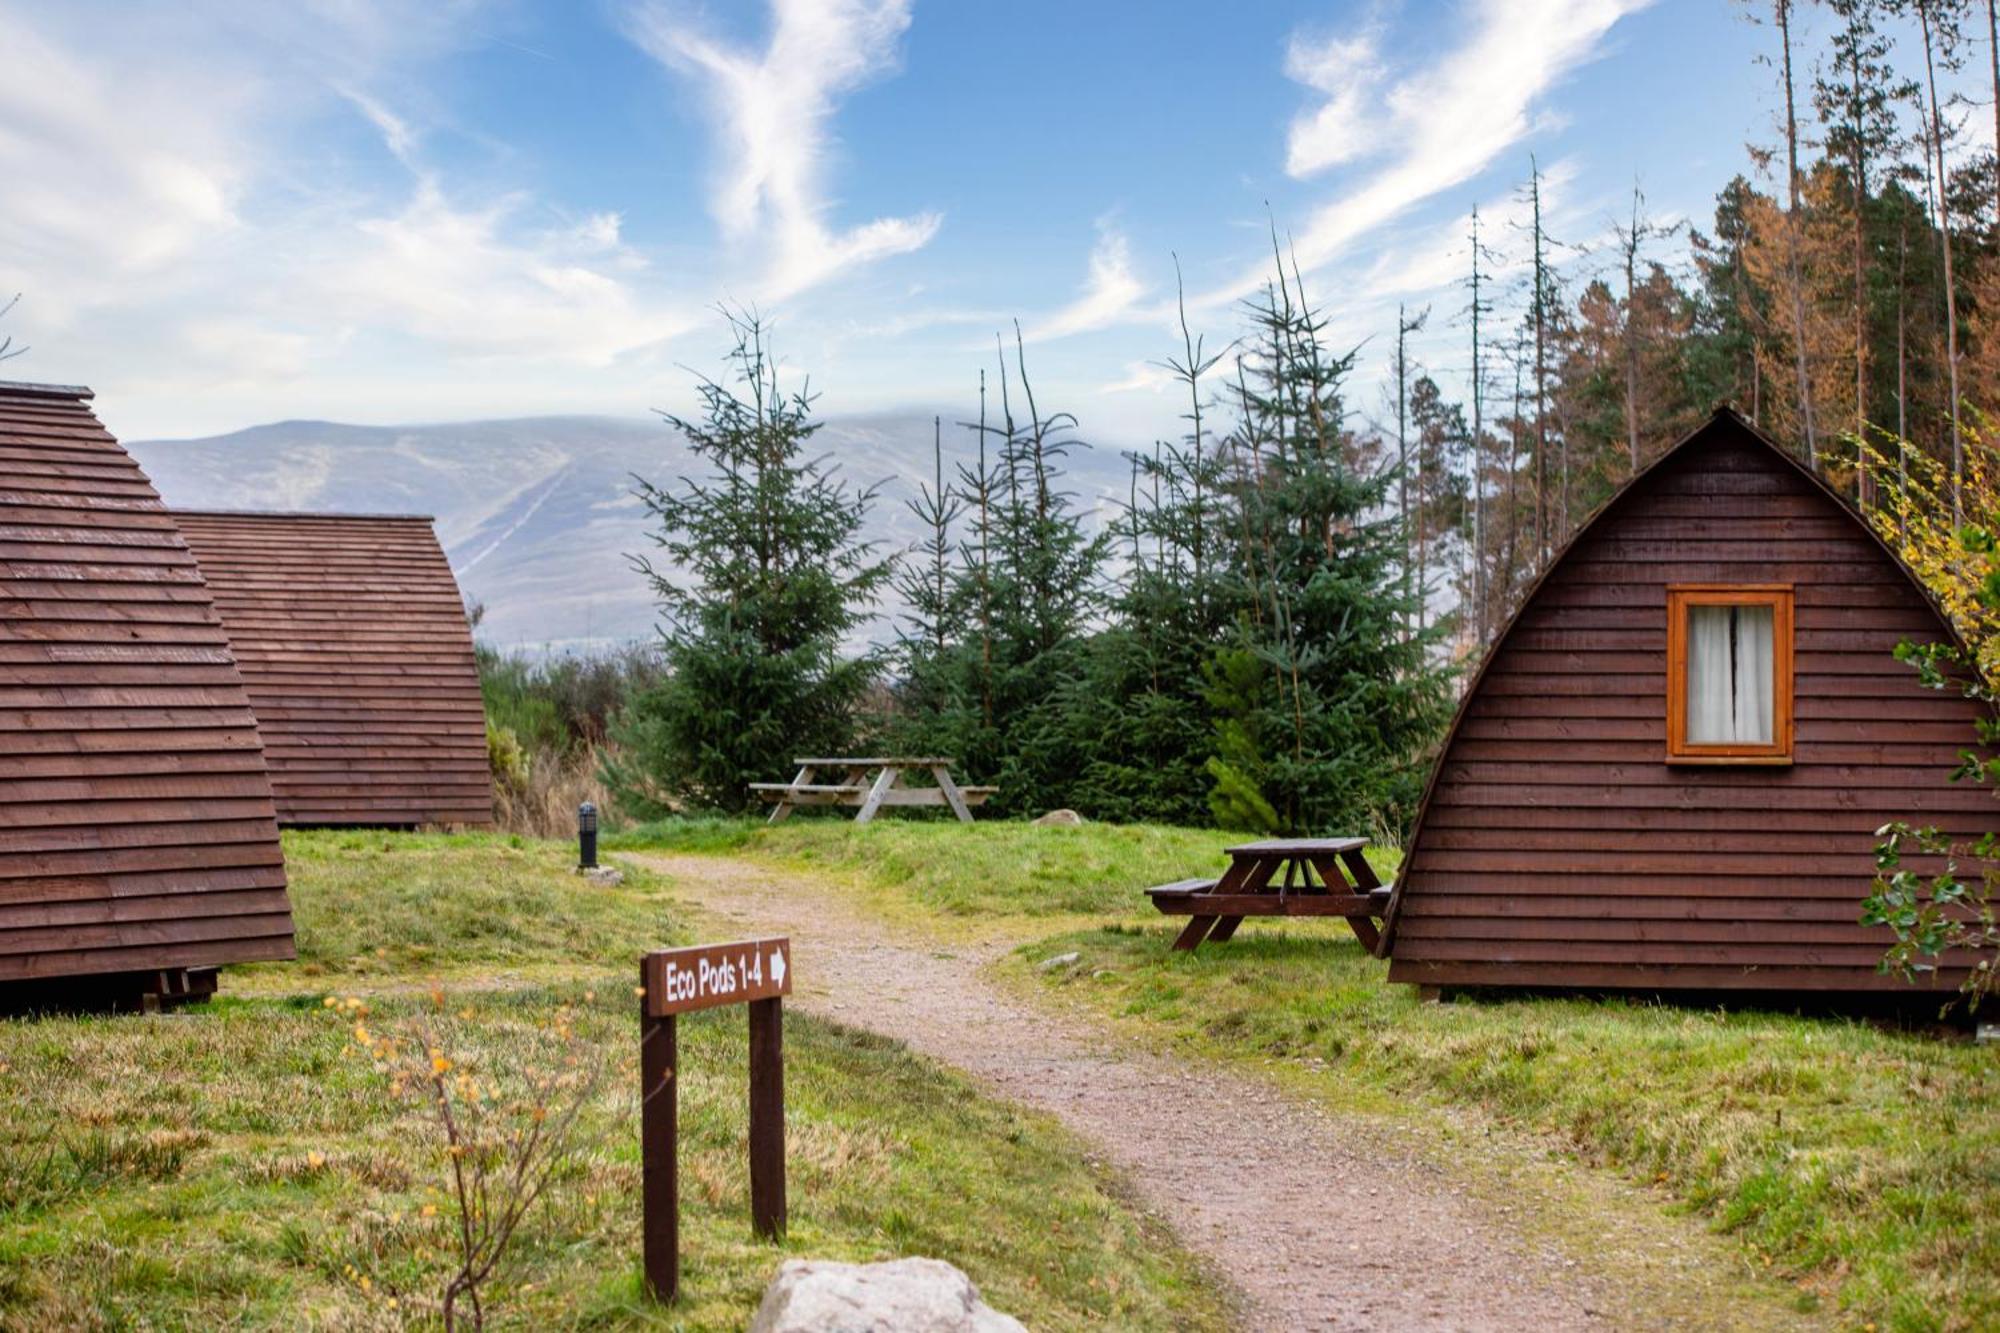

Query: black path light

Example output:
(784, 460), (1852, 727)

(578, 801), (599, 870)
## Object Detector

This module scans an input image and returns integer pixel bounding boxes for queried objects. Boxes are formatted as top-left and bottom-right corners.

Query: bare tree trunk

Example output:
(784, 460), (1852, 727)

(1917, 1), (1965, 522)
(1395, 303), (1411, 645)
(1776, 0), (1820, 466)
(1530, 162), (1551, 564)
(1897, 216), (1911, 543)
(1469, 206), (1487, 648)
(1622, 185), (1644, 475)
(1990, 0), (2000, 229)
(1848, 16), (1871, 509)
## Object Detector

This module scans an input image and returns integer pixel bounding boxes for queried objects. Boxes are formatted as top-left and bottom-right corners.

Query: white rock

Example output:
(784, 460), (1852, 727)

(576, 865), (625, 886)
(748, 1257), (1027, 1333)
(1031, 809), (1083, 826)
(1038, 951), (1082, 972)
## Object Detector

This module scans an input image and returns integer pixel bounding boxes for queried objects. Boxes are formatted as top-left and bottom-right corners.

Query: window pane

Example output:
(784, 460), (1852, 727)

(1685, 603), (1774, 744)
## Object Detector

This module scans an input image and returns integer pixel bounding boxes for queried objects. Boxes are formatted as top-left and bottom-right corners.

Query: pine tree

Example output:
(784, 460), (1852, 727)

(605, 313), (892, 815)
(1209, 258), (1456, 836)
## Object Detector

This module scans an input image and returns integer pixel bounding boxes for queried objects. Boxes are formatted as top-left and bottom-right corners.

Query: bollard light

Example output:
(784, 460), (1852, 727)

(578, 801), (599, 870)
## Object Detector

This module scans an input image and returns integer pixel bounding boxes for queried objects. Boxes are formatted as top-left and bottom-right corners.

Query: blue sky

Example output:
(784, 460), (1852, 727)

(0, 1), (1953, 443)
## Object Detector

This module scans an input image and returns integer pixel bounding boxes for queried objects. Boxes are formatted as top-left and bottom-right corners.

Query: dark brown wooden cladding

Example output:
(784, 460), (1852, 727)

(171, 510), (492, 828)
(0, 382), (294, 986)
(1383, 409), (1992, 995)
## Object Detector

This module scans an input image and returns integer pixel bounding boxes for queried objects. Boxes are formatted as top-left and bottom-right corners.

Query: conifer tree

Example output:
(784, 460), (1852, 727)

(606, 313), (892, 815)
(1208, 258), (1455, 836)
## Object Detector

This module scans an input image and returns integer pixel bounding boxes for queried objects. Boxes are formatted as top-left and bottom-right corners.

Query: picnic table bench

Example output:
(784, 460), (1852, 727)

(750, 757), (996, 824)
(1146, 837), (1390, 952)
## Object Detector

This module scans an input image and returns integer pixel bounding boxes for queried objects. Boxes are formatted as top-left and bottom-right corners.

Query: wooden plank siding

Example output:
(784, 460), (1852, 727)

(171, 511), (492, 828)
(0, 382), (293, 988)
(1382, 408), (1993, 995)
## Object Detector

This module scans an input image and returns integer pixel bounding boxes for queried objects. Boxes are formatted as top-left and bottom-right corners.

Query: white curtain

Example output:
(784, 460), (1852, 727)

(1686, 604), (1774, 744)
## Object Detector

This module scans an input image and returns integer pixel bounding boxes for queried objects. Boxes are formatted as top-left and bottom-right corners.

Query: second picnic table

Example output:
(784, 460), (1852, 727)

(1146, 837), (1390, 952)
(750, 757), (996, 824)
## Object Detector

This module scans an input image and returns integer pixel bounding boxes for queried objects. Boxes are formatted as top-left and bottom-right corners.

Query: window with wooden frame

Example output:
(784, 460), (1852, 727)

(1666, 585), (1794, 764)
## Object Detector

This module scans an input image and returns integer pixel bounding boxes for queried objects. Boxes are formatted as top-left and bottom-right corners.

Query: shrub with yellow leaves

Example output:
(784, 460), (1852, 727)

(1859, 424), (2000, 682)
(1858, 425), (2000, 1009)
(331, 987), (605, 1331)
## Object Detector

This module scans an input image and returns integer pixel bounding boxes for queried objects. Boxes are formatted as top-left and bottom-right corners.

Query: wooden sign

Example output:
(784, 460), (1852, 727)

(640, 937), (790, 1305)
(643, 938), (790, 1016)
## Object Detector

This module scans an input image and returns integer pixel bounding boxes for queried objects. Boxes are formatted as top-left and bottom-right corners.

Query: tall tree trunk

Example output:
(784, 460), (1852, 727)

(1848, 15), (1872, 508)
(1917, 1), (1965, 522)
(1776, 0), (1820, 466)
(1469, 207), (1486, 648)
(1395, 303), (1411, 645)
(1990, 0), (2000, 229)
(1897, 216), (1911, 543)
(1530, 162), (1551, 563)
(1622, 185), (1644, 475)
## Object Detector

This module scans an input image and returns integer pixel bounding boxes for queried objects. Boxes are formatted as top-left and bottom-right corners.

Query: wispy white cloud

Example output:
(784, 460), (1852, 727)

(0, 4), (691, 429)
(624, 0), (940, 301)
(1283, 27), (1390, 177)
(337, 85), (422, 170)
(1025, 224), (1148, 342)
(0, 9), (247, 311)
(329, 180), (690, 362)
(1202, 0), (1651, 307)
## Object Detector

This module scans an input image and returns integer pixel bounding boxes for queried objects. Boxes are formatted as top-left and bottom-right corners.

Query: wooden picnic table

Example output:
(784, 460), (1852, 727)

(749, 757), (997, 825)
(1146, 837), (1389, 952)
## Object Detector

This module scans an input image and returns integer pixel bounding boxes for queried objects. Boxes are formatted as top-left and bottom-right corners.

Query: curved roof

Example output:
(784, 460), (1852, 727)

(1380, 404), (1984, 957)
(0, 383), (293, 985)
(172, 510), (491, 828)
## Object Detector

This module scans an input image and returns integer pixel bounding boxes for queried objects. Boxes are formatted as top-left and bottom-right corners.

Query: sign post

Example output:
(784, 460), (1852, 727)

(639, 937), (791, 1303)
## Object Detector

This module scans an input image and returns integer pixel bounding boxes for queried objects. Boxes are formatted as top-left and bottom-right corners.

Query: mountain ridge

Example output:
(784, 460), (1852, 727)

(128, 412), (1132, 652)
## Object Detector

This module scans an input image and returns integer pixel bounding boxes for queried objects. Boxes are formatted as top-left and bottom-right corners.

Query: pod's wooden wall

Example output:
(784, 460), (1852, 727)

(0, 383), (293, 986)
(1385, 411), (1991, 993)
(174, 511), (492, 829)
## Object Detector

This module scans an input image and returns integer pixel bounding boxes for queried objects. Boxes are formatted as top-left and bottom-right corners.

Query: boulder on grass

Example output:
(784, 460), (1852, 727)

(1031, 809), (1083, 827)
(748, 1257), (1026, 1333)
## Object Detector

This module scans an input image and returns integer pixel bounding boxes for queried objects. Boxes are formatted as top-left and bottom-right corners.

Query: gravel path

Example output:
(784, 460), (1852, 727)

(631, 852), (1624, 1331)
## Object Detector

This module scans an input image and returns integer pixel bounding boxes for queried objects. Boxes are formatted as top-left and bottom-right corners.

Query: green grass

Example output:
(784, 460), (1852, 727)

(0, 831), (1227, 1331)
(618, 816), (1998, 1333)
(611, 816), (1396, 919)
(265, 829), (681, 980)
(1020, 924), (1999, 1332)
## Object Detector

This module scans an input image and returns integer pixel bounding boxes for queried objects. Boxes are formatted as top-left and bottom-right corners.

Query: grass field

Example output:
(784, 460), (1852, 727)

(0, 831), (1228, 1331)
(619, 817), (2000, 1333)
(611, 815), (1395, 919)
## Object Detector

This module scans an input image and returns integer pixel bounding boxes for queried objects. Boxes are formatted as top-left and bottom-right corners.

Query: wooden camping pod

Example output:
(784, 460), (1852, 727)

(172, 511), (493, 829)
(0, 382), (293, 1003)
(1382, 407), (1993, 995)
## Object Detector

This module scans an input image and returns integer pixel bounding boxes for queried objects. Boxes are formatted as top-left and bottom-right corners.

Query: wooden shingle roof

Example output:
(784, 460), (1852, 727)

(0, 382), (294, 988)
(172, 511), (492, 828)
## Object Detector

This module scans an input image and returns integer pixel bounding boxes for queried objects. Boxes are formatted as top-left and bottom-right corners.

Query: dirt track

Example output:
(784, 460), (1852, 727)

(630, 852), (1798, 1332)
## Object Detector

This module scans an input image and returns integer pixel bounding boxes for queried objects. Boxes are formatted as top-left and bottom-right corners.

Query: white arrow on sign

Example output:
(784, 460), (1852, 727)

(769, 944), (787, 988)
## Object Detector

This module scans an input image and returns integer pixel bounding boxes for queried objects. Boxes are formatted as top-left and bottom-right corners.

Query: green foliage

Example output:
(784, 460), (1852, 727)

(1203, 757), (1279, 835)
(1203, 265), (1457, 836)
(607, 313), (892, 816)
(881, 268), (1454, 837)
(1866, 524), (2000, 1009)
(486, 719), (529, 797)
(476, 642), (663, 757)
(881, 331), (1113, 815)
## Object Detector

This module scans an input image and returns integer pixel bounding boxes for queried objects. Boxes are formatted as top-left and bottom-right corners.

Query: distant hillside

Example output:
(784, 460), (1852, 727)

(128, 414), (1131, 652)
